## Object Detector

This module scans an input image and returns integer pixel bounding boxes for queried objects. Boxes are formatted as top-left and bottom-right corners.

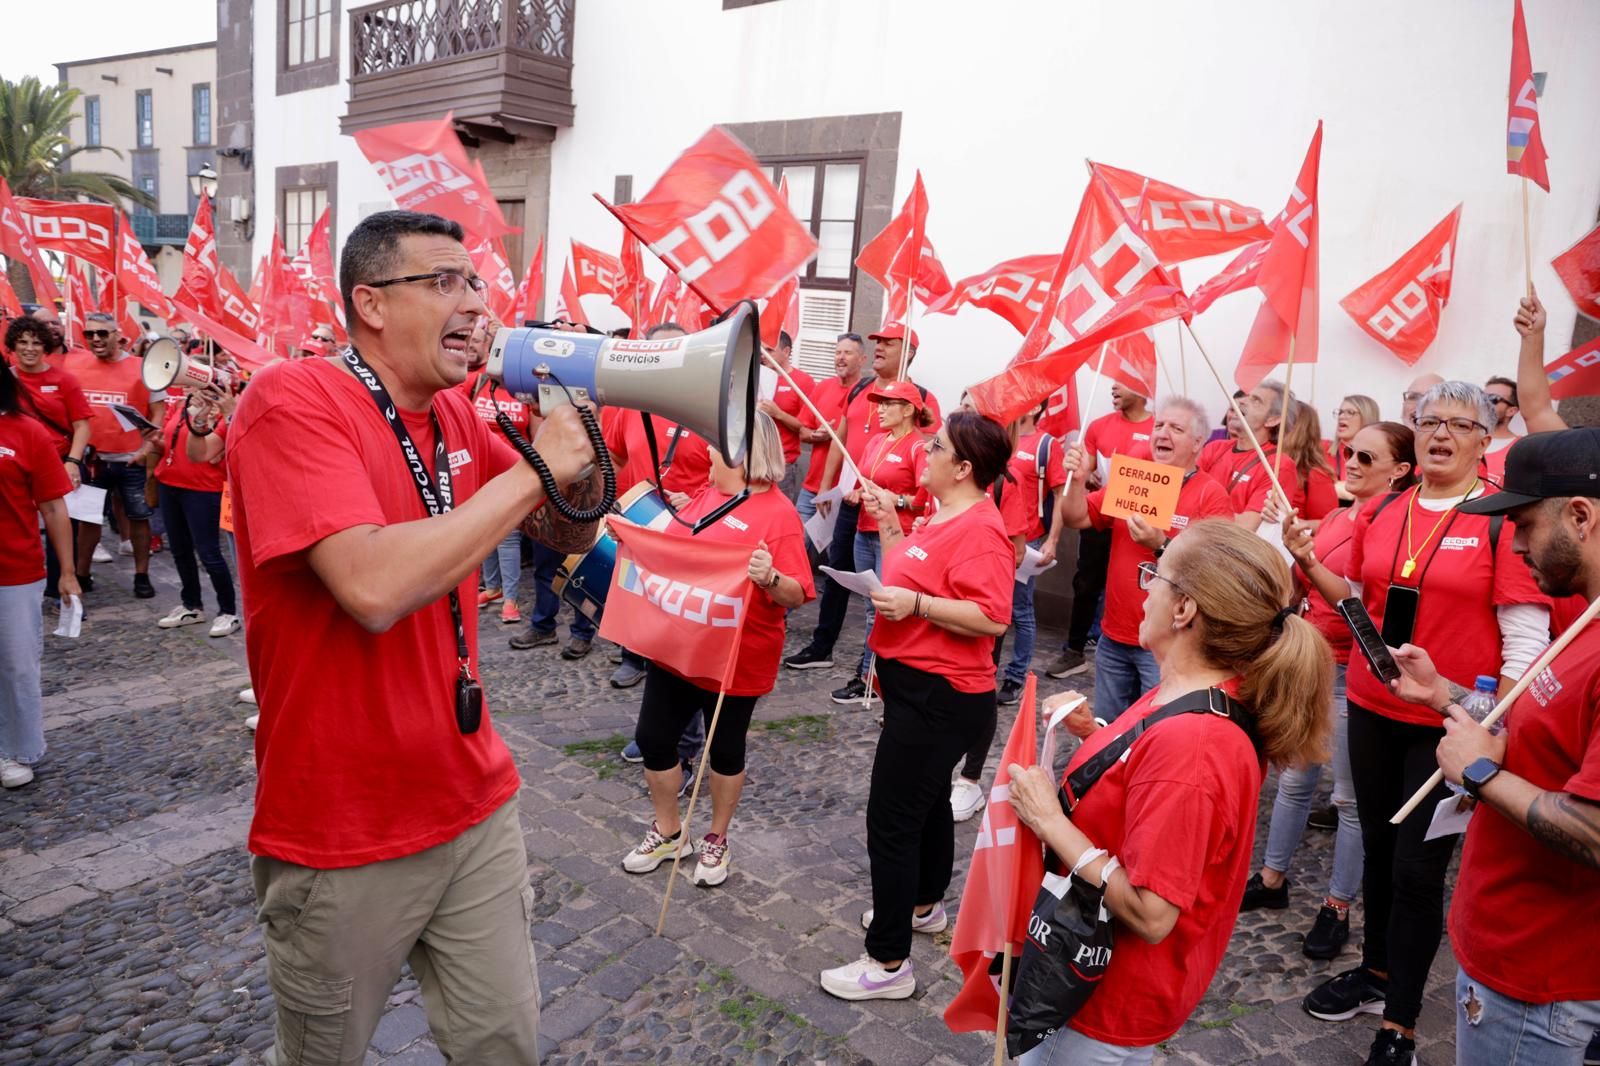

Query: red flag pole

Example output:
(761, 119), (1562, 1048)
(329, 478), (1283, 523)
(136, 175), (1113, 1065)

(593, 193), (726, 317)
(993, 945), (1013, 1065)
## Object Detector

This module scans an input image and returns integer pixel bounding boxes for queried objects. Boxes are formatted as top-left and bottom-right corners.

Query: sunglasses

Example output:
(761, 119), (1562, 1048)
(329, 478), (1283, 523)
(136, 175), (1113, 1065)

(83, 329), (112, 339)
(1351, 448), (1385, 467)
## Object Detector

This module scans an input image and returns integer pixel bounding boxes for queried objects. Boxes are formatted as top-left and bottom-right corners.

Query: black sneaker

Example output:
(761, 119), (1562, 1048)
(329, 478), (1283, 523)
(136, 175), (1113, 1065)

(1302, 904), (1350, 960)
(831, 678), (868, 704)
(784, 644), (834, 670)
(1045, 648), (1088, 678)
(997, 679), (1023, 705)
(1239, 872), (1290, 911)
(1303, 966), (1388, 1022)
(1307, 803), (1339, 831)
(509, 628), (558, 650)
(561, 637), (593, 660)
(76, 572), (94, 593)
(133, 573), (155, 599)
(1363, 1027), (1417, 1066)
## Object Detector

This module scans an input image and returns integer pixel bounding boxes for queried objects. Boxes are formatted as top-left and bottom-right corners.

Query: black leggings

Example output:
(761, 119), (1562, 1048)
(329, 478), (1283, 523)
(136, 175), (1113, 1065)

(1068, 527), (1112, 649)
(1347, 700), (1458, 1030)
(865, 658), (992, 962)
(634, 662), (758, 776)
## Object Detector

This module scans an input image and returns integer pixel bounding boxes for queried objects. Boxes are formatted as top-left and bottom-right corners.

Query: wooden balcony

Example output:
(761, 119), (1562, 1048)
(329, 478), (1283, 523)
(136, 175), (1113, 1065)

(340, 0), (574, 137)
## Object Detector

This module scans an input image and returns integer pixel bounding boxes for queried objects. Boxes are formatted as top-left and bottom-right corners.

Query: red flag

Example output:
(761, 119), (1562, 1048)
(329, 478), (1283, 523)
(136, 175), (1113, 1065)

(673, 280), (713, 332)
(257, 232), (318, 357)
(761, 272), (798, 350)
(116, 217), (174, 322)
(1235, 123), (1322, 391)
(1092, 162), (1273, 264)
(0, 274), (21, 319)
(1187, 238), (1269, 316)
(290, 205), (346, 342)
(945, 675), (1045, 1034)
(469, 237), (519, 322)
(1552, 222), (1600, 321)
(69, 257), (106, 313)
(179, 192), (226, 319)
(1339, 205), (1461, 366)
(967, 169), (1189, 425)
(596, 518), (753, 691)
(1036, 378), (1080, 439)
(927, 254), (1057, 334)
(1506, 0), (1550, 192)
(571, 239), (622, 298)
(117, 296), (141, 345)
(556, 257), (589, 326)
(15, 198), (118, 274)
(352, 113), (512, 240)
(0, 179), (63, 306)
(1103, 329), (1160, 397)
(173, 299), (275, 370)
(511, 234), (545, 324)
(1546, 334), (1600, 399)
(610, 127), (817, 313)
(856, 171), (952, 321)
(614, 227), (651, 331)
(648, 269), (681, 329)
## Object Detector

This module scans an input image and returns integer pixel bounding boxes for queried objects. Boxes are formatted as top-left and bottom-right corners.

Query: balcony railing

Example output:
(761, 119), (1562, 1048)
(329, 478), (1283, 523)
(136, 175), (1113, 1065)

(342, 0), (575, 135)
(130, 213), (192, 247)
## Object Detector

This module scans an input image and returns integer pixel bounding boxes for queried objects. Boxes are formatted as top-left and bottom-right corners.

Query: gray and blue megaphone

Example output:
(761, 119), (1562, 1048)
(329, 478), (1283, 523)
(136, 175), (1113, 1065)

(485, 301), (759, 466)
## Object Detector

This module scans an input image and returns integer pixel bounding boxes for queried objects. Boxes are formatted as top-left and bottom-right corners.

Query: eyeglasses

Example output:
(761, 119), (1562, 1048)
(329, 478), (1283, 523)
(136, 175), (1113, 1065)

(926, 436), (963, 463)
(83, 329), (112, 339)
(1487, 395), (1514, 408)
(1333, 407), (1360, 419)
(1352, 448), (1384, 467)
(364, 271), (488, 298)
(1136, 560), (1183, 594)
(1402, 391), (1425, 403)
(1413, 415), (1488, 437)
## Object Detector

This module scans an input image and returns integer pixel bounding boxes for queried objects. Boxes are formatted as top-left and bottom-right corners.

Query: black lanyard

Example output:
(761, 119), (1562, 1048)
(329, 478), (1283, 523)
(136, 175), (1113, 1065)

(343, 347), (483, 734)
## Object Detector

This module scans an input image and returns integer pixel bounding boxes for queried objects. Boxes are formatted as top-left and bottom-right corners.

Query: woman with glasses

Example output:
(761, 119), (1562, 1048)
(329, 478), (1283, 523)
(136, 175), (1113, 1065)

(820, 411), (1015, 1002)
(1240, 422), (1416, 959)
(1297, 382), (1550, 1066)
(1327, 395), (1379, 500)
(1001, 520), (1332, 1064)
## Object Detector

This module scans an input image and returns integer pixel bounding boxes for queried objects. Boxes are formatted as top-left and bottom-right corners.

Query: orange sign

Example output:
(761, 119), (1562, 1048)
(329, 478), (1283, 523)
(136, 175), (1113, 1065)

(1101, 453), (1183, 529)
(219, 480), (234, 534)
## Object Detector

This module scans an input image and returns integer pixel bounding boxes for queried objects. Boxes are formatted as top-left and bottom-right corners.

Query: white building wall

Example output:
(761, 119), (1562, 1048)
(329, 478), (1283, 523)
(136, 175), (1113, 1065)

(250, 0), (1600, 427)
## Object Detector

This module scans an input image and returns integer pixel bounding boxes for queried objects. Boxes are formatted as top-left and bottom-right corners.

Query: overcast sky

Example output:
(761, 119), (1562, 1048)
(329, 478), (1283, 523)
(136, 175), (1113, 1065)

(4, 0), (216, 85)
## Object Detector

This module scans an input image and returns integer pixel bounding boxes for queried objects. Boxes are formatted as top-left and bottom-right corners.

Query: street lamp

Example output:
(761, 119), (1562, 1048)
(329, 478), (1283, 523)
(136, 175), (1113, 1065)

(189, 163), (219, 199)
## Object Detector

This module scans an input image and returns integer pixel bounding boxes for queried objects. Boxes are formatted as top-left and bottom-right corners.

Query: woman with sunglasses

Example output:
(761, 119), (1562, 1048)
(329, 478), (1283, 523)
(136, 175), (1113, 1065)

(1003, 520), (1332, 1064)
(820, 411), (1015, 1002)
(1241, 422), (1416, 959)
(1296, 382), (1549, 1066)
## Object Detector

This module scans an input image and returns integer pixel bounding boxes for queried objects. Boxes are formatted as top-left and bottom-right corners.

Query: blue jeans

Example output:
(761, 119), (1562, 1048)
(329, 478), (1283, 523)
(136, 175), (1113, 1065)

(1004, 536), (1042, 685)
(159, 485), (236, 615)
(1262, 665), (1362, 901)
(1455, 968), (1600, 1066)
(91, 459), (153, 522)
(481, 530), (524, 599)
(1092, 636), (1159, 722)
(853, 529), (884, 677)
(0, 578), (46, 765)
(795, 488), (817, 524)
(525, 542), (595, 639)
(1019, 1027), (1155, 1066)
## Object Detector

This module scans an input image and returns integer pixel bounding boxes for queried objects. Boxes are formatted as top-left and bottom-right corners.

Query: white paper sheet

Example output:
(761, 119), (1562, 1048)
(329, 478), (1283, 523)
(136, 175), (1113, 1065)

(1016, 546), (1057, 581)
(64, 484), (108, 525)
(804, 486), (845, 551)
(53, 595), (83, 638)
(818, 566), (884, 598)
(759, 366), (778, 400)
(1039, 695), (1089, 775)
(1424, 792), (1475, 841)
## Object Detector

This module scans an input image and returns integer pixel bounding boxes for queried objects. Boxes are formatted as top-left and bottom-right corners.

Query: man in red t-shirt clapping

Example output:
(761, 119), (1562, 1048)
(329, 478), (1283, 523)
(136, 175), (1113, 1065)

(228, 211), (598, 1062)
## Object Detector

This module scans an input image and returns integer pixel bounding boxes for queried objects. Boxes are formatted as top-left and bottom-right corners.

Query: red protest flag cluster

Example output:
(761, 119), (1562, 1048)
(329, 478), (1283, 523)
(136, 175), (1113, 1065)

(856, 171), (952, 322)
(614, 227), (652, 333)
(116, 219), (174, 322)
(1339, 206), (1461, 366)
(511, 235), (545, 324)
(1506, 0), (1550, 192)
(571, 239), (622, 298)
(255, 232), (319, 357)
(1234, 122), (1322, 390)
(15, 198), (119, 274)
(0, 179), (64, 306)
(353, 112), (514, 241)
(927, 254), (1056, 334)
(469, 237), (520, 323)
(289, 206), (346, 342)
(1552, 222), (1600, 321)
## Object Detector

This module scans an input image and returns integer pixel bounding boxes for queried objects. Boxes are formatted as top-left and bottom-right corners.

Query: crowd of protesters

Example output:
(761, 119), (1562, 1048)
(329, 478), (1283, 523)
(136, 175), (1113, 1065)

(5, 222), (1597, 1066)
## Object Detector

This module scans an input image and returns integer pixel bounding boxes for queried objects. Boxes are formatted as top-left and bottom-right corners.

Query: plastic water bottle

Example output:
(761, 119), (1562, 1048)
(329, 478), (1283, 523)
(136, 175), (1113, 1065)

(1448, 676), (1500, 796)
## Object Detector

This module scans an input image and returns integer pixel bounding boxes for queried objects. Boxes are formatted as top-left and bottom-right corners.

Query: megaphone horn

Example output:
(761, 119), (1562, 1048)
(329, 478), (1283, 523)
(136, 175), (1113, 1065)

(142, 338), (229, 392)
(486, 301), (759, 467)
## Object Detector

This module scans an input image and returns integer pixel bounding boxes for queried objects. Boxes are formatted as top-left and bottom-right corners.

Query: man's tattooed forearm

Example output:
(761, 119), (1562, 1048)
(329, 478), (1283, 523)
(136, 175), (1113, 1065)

(1442, 678), (1470, 709)
(1526, 792), (1600, 871)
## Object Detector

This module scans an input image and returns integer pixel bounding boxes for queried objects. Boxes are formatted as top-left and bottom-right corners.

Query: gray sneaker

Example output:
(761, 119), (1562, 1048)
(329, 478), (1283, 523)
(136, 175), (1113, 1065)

(1046, 648), (1088, 678)
(610, 661), (647, 688)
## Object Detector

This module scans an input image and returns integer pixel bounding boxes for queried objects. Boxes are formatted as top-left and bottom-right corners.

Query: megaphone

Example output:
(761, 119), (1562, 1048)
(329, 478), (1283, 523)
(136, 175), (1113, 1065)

(485, 300), (758, 466)
(141, 338), (231, 392)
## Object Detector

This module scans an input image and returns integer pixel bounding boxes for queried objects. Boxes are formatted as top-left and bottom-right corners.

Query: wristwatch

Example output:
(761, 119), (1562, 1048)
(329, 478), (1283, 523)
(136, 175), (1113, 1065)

(1461, 757), (1501, 800)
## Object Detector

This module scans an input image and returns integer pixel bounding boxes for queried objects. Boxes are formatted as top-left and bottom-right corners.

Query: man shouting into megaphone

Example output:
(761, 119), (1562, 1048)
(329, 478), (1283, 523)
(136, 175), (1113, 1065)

(226, 210), (601, 1064)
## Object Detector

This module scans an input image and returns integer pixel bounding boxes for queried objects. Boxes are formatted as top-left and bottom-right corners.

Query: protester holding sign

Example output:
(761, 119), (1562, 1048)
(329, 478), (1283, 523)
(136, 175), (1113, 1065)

(620, 413), (813, 888)
(1297, 382), (1550, 1066)
(1060, 398), (1235, 721)
(820, 411), (1013, 1002)
(1005, 519), (1331, 1064)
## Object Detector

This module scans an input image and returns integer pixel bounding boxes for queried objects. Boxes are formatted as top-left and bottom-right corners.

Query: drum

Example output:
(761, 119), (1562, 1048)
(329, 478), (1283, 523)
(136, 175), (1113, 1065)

(554, 483), (674, 624)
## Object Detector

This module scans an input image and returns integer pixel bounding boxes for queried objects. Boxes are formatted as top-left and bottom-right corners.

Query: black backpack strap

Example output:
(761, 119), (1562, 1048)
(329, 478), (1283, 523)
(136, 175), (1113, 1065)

(1489, 514), (1503, 556)
(847, 377), (872, 405)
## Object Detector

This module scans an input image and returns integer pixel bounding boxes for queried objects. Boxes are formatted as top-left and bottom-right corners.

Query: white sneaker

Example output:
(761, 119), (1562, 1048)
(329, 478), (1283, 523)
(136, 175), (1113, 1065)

(118, 539), (134, 556)
(0, 757), (35, 789)
(209, 614), (241, 638)
(622, 823), (694, 874)
(92, 543), (114, 564)
(691, 833), (730, 887)
(244, 714), (259, 731)
(158, 605), (205, 629)
(820, 956), (915, 1001)
(860, 901), (948, 933)
(951, 777), (986, 822)
(238, 687), (257, 705)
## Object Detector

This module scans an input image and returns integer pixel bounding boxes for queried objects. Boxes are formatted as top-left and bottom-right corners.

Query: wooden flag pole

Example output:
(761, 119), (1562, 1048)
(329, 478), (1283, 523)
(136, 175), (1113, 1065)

(1520, 176), (1535, 296)
(992, 943), (1013, 1066)
(1281, 335), (1298, 441)
(656, 680), (732, 936)
(761, 352), (870, 490)
(1392, 594), (1600, 825)
(894, 292), (918, 384)
(1182, 321), (1295, 515)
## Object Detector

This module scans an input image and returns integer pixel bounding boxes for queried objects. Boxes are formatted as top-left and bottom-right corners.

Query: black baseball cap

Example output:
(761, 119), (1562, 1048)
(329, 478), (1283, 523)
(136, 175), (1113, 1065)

(1459, 428), (1600, 515)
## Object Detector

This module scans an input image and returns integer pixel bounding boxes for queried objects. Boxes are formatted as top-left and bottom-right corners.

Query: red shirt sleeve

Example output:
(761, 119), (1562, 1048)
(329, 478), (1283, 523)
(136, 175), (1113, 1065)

(948, 538), (1016, 625)
(1569, 670), (1600, 801)
(1491, 512), (1550, 608)
(770, 523), (815, 603)
(1045, 439), (1068, 490)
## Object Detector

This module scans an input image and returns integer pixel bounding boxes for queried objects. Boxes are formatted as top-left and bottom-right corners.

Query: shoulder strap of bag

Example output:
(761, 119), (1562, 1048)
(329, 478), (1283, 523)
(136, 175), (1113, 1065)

(15, 384), (72, 442)
(847, 377), (872, 405)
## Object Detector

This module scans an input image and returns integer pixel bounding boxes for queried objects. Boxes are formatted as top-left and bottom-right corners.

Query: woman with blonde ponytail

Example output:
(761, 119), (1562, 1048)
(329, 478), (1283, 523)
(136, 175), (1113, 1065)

(1009, 519), (1331, 1064)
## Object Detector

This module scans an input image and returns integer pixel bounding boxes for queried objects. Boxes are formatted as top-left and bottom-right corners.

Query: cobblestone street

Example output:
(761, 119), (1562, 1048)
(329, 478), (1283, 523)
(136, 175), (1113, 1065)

(0, 546), (1464, 1065)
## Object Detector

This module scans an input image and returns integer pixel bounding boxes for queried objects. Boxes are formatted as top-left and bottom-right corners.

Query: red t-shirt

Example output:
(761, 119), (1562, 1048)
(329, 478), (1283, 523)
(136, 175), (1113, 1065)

(1299, 466), (1339, 521)
(1450, 623), (1600, 1003)
(1482, 437), (1516, 485)
(62, 350), (160, 456)
(605, 409), (712, 497)
(993, 474), (1034, 540)
(769, 365), (816, 464)
(1346, 486), (1547, 726)
(1010, 429), (1068, 541)
(1199, 440), (1300, 515)
(0, 413), (73, 586)
(869, 498), (1013, 692)
(799, 375), (857, 493)
(838, 375), (942, 476)
(1302, 509), (1356, 659)
(1082, 411), (1153, 477)
(663, 486), (815, 696)
(227, 359), (522, 869)
(154, 402), (229, 493)
(1063, 682), (1265, 1046)
(855, 431), (926, 535)
(12, 365), (91, 457)
(1086, 471), (1234, 647)
(460, 371), (534, 437)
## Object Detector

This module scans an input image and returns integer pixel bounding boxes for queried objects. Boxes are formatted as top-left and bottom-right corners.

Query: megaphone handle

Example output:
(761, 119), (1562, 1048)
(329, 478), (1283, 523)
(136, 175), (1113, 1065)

(494, 408), (617, 523)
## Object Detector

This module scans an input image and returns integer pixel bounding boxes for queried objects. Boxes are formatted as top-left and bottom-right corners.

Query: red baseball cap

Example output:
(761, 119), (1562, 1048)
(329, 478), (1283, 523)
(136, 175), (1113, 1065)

(298, 338), (330, 357)
(868, 322), (921, 349)
(866, 379), (927, 411)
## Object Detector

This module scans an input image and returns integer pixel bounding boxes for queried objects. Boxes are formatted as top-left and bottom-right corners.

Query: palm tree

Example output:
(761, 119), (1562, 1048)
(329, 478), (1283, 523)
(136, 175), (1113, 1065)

(1, 75), (157, 302)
